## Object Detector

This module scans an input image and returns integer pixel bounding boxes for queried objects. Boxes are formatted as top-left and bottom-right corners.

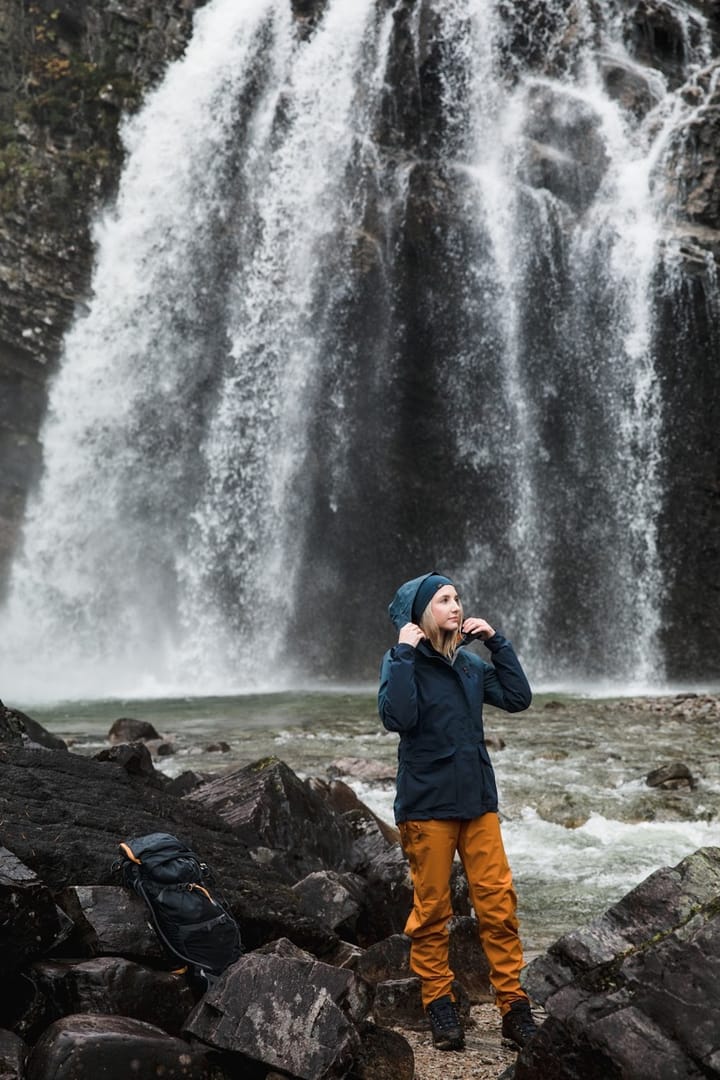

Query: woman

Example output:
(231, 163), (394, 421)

(378, 571), (537, 1052)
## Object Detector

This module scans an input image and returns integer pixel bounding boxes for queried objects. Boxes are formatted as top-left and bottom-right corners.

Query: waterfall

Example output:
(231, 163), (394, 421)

(1, 0), (716, 701)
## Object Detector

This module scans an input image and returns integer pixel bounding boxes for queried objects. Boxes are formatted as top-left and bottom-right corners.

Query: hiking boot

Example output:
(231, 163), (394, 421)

(501, 998), (539, 1049)
(426, 995), (465, 1051)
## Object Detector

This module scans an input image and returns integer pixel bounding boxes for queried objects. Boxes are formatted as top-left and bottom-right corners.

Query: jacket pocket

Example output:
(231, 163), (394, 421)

(400, 747), (457, 815)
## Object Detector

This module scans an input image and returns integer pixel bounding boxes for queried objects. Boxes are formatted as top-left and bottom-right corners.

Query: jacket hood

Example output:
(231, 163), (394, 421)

(388, 571), (449, 630)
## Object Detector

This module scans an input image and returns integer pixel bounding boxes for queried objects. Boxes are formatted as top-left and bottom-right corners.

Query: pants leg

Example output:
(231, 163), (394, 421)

(457, 813), (528, 1015)
(399, 819), (460, 1008)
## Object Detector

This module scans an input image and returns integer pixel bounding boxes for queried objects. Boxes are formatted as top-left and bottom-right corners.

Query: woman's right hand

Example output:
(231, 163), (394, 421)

(398, 622), (425, 647)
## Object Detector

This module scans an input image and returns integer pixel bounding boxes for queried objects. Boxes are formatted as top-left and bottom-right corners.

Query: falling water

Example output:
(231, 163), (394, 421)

(0, 0), (716, 700)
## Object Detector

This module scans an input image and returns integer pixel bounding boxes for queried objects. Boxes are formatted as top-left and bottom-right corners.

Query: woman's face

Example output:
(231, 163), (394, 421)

(430, 585), (462, 631)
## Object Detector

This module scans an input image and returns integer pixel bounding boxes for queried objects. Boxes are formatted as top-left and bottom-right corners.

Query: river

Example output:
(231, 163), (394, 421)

(29, 688), (720, 957)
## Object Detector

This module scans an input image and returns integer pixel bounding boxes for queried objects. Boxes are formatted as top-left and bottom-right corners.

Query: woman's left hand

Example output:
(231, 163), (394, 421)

(462, 617), (495, 640)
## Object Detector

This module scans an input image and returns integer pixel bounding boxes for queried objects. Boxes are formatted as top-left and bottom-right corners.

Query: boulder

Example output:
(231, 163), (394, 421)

(15, 957), (195, 1042)
(310, 776), (400, 846)
(55, 884), (163, 960)
(645, 761), (696, 790)
(371, 976), (471, 1031)
(183, 951), (361, 1079)
(448, 915), (493, 1002)
(348, 1021), (414, 1080)
(0, 744), (338, 957)
(517, 847), (720, 1079)
(165, 770), (207, 796)
(107, 717), (160, 743)
(357, 918), (492, 1004)
(322, 939), (364, 970)
(0, 1029), (26, 1080)
(354, 843), (470, 945)
(252, 936), (371, 1022)
(25, 1014), (211, 1080)
(0, 847), (74, 976)
(353, 845), (414, 945)
(93, 741), (159, 779)
(0, 699), (66, 750)
(292, 870), (367, 937)
(356, 933), (412, 986)
(343, 811), (399, 871)
(185, 757), (355, 879)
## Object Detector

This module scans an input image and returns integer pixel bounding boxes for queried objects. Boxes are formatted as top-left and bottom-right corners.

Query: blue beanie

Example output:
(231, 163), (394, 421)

(412, 574), (454, 622)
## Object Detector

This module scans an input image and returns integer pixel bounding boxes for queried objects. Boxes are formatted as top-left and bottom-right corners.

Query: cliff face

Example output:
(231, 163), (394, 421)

(1, 0), (719, 681)
(0, 0), (207, 575)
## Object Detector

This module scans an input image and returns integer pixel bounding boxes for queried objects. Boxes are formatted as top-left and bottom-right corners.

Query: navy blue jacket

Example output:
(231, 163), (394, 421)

(378, 573), (532, 823)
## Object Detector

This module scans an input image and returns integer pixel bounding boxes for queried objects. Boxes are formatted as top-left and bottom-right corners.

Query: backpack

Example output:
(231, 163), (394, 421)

(116, 831), (242, 990)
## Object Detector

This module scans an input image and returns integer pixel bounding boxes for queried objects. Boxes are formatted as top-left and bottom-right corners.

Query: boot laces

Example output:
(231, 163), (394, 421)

(428, 997), (460, 1030)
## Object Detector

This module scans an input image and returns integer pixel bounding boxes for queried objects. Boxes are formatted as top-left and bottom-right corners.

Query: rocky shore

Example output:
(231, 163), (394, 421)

(2, 695), (719, 1078)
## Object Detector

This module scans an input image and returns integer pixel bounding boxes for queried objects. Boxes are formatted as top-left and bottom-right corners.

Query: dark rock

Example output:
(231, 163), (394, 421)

(93, 740), (158, 778)
(357, 918), (491, 1003)
(55, 885), (163, 960)
(253, 935), (375, 1022)
(353, 844), (413, 945)
(348, 1020), (414, 1080)
(448, 915), (493, 1002)
(185, 756), (355, 879)
(343, 810), (398, 871)
(253, 935), (315, 962)
(0, 0), (208, 578)
(203, 741), (230, 753)
(624, 0), (702, 87)
(25, 1013), (211, 1080)
(0, 699), (67, 750)
(665, 80), (720, 233)
(356, 933), (411, 986)
(152, 739), (176, 757)
(292, 870), (367, 936)
(645, 761), (696, 789)
(314, 776), (400, 846)
(0, 1029), (26, 1079)
(166, 770), (207, 796)
(322, 939), (364, 970)
(496, 0), (583, 79)
(601, 57), (662, 120)
(518, 847), (720, 1079)
(0, 745), (338, 958)
(354, 842), (470, 946)
(371, 976), (423, 1028)
(485, 733), (506, 751)
(15, 956), (195, 1042)
(107, 716), (160, 743)
(0, 846), (74, 976)
(184, 952), (361, 1079)
(519, 85), (610, 214)
(371, 976), (471, 1031)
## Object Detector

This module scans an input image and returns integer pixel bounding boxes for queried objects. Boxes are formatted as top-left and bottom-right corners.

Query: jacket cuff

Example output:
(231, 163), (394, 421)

(484, 632), (509, 653)
(391, 642), (417, 659)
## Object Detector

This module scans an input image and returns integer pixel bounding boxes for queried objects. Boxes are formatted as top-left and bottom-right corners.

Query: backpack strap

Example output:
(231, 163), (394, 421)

(119, 842), (142, 865)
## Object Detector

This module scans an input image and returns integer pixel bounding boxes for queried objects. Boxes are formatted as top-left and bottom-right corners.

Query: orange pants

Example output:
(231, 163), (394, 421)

(399, 814), (528, 1015)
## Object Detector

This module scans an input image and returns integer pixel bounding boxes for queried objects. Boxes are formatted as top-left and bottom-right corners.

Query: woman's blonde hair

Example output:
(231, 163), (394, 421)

(419, 594), (463, 659)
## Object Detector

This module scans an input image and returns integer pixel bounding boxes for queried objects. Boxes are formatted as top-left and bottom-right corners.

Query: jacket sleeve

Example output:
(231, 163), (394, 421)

(378, 644), (419, 732)
(481, 633), (532, 712)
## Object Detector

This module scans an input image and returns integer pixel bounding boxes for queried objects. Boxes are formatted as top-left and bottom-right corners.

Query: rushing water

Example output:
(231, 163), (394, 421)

(31, 690), (720, 955)
(1, 0), (718, 700)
